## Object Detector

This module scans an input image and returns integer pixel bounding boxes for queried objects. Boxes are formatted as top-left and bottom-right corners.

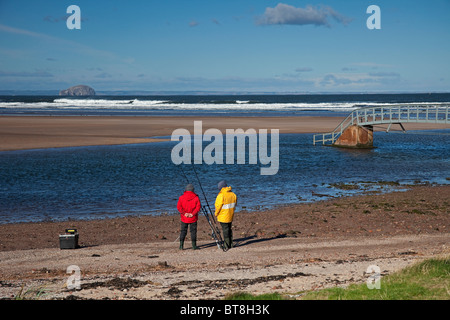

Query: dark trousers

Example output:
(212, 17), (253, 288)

(220, 222), (232, 249)
(180, 221), (197, 242)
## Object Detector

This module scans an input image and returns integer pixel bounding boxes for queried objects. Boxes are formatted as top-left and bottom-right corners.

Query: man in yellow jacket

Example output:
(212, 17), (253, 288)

(215, 180), (237, 250)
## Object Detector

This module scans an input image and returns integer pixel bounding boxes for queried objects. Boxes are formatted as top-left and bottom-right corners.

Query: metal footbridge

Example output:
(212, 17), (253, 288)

(313, 104), (450, 146)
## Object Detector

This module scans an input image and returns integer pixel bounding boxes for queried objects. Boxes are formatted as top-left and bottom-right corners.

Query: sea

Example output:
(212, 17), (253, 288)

(0, 93), (449, 224)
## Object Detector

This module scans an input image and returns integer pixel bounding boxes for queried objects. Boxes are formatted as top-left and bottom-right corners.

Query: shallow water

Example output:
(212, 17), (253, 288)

(0, 130), (448, 224)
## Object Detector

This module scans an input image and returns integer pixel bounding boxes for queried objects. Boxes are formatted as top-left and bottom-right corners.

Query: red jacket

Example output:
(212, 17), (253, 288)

(177, 191), (201, 224)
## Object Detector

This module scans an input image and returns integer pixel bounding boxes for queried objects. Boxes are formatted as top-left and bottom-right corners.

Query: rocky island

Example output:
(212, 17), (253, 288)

(59, 85), (96, 96)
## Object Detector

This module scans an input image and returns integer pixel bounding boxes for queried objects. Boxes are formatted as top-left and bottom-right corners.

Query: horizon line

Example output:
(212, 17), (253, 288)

(1, 90), (449, 96)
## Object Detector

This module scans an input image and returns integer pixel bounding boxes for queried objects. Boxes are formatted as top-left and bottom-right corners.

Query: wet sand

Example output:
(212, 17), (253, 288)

(1, 115), (448, 151)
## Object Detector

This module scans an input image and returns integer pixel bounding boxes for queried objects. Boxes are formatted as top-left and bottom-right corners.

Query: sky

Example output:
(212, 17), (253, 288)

(0, 0), (449, 93)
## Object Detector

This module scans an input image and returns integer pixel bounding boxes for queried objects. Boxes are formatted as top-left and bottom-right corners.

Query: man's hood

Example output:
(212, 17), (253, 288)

(220, 186), (232, 193)
(183, 191), (198, 200)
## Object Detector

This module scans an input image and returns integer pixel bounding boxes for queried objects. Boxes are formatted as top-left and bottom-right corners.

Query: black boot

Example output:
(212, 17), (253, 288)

(224, 238), (232, 250)
(192, 240), (199, 250)
(179, 240), (184, 250)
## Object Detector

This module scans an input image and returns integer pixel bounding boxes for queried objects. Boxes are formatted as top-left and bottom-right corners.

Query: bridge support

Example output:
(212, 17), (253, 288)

(386, 122), (406, 133)
(333, 125), (373, 148)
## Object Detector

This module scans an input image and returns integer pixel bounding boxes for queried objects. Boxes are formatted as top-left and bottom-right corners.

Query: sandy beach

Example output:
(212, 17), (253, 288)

(0, 184), (448, 300)
(1, 115), (449, 151)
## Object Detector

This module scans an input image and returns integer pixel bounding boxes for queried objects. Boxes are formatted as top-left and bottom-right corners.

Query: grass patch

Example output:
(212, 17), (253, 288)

(301, 257), (449, 300)
(222, 258), (449, 301)
(14, 284), (50, 300)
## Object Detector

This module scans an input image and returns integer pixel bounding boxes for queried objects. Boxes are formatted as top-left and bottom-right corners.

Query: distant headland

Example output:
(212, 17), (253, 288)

(59, 85), (96, 96)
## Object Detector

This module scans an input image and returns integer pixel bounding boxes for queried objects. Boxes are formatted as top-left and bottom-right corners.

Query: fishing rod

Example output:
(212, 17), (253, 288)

(191, 164), (227, 252)
(191, 164), (215, 219)
(178, 164), (190, 185)
(191, 168), (225, 252)
(176, 164), (226, 251)
(201, 204), (225, 251)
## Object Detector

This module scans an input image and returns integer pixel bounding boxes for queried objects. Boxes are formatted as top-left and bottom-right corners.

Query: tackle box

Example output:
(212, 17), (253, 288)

(59, 228), (79, 249)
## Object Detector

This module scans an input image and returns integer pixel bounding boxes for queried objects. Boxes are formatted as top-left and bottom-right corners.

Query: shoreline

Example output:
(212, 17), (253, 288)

(0, 184), (448, 252)
(1, 115), (449, 152)
(0, 184), (448, 300)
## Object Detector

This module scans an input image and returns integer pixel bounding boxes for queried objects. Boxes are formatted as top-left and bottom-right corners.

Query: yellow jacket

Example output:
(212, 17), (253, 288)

(214, 186), (237, 223)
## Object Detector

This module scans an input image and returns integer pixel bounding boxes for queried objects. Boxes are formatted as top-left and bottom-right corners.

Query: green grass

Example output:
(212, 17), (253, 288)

(302, 257), (449, 300)
(14, 284), (50, 300)
(224, 257), (449, 300)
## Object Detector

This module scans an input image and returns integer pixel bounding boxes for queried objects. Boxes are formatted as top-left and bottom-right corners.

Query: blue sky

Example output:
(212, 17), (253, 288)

(0, 0), (449, 93)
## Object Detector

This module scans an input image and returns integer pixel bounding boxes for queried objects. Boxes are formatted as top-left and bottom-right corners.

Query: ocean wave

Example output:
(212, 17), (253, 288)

(0, 99), (448, 112)
(54, 98), (169, 107)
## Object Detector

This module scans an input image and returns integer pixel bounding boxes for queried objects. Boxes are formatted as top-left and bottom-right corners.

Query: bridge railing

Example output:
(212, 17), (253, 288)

(313, 104), (449, 145)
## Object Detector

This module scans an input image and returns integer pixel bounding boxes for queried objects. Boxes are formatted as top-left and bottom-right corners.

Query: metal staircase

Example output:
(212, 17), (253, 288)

(313, 104), (450, 146)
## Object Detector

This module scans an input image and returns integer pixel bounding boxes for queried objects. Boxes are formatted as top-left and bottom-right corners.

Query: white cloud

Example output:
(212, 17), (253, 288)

(319, 72), (402, 88)
(295, 67), (313, 73)
(0, 23), (118, 61)
(0, 70), (53, 77)
(256, 3), (352, 27)
(0, 23), (51, 39)
(189, 20), (199, 27)
(368, 72), (400, 77)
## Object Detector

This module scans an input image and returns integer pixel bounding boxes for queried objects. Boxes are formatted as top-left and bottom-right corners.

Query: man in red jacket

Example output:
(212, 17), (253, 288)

(177, 184), (201, 250)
